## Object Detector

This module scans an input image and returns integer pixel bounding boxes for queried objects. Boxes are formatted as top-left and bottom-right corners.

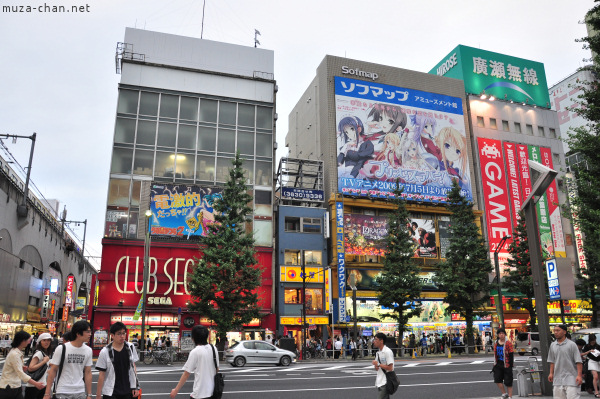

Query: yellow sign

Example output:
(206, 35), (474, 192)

(280, 266), (324, 283)
(280, 316), (329, 325)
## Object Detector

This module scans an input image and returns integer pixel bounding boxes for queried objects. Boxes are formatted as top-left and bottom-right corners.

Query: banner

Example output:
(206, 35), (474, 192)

(539, 147), (567, 257)
(336, 202), (346, 323)
(65, 275), (74, 306)
(503, 142), (523, 227)
(528, 146), (554, 260)
(344, 214), (388, 256)
(335, 76), (472, 203)
(409, 218), (437, 258)
(566, 173), (588, 273)
(149, 183), (223, 238)
(477, 137), (512, 255)
(438, 218), (451, 259)
(133, 296), (144, 321)
(41, 289), (50, 319)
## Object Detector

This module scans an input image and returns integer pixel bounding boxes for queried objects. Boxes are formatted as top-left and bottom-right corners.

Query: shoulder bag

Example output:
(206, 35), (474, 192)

(26, 350), (48, 382)
(51, 344), (67, 399)
(210, 345), (224, 399)
(377, 352), (399, 395)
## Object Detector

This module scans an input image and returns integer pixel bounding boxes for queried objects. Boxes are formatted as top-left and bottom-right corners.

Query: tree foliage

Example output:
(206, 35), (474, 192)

(188, 152), (262, 346)
(435, 180), (491, 353)
(503, 211), (538, 331)
(376, 184), (423, 356)
(565, 3), (600, 327)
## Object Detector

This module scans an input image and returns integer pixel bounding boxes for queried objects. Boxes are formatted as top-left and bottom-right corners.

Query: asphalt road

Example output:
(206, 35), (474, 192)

(1, 355), (552, 398)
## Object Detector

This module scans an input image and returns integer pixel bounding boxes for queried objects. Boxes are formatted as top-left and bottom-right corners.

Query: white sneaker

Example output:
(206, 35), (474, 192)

(501, 394), (508, 399)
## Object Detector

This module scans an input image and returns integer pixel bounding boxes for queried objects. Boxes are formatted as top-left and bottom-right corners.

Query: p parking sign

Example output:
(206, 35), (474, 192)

(545, 258), (560, 300)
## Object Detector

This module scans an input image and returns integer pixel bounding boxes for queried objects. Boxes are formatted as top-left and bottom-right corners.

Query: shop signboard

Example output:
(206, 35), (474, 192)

(346, 298), (449, 323)
(41, 289), (50, 319)
(280, 317), (329, 325)
(529, 146), (554, 260)
(336, 202), (346, 324)
(50, 278), (59, 293)
(149, 183), (223, 239)
(50, 300), (55, 316)
(438, 218), (450, 259)
(540, 147), (566, 258)
(93, 329), (108, 350)
(430, 45), (550, 108)
(76, 297), (86, 310)
(62, 306), (69, 322)
(281, 187), (324, 202)
(477, 137), (513, 256)
(334, 76), (472, 203)
(566, 173), (588, 273)
(280, 266), (324, 283)
(65, 275), (74, 306)
(344, 214), (387, 256)
(503, 142), (523, 227)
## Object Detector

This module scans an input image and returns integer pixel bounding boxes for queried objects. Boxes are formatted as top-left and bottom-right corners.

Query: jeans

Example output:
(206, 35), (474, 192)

(553, 385), (580, 399)
(54, 393), (87, 399)
(377, 386), (390, 399)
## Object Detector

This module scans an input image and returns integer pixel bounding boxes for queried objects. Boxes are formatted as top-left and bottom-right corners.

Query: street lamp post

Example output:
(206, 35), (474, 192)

(493, 235), (510, 328)
(140, 210), (152, 360)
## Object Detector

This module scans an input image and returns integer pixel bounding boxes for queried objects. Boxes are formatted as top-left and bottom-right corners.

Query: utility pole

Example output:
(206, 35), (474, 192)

(493, 235), (510, 328)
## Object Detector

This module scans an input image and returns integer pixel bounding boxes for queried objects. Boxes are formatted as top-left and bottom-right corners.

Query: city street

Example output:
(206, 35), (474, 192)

(0, 354), (550, 398)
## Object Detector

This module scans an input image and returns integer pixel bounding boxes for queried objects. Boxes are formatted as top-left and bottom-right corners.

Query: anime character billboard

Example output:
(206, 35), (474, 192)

(335, 76), (472, 204)
(149, 183), (223, 239)
(408, 218), (437, 258)
(344, 214), (388, 256)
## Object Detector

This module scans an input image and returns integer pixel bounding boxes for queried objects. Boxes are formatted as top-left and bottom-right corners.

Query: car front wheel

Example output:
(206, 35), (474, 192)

(280, 355), (291, 367)
(234, 356), (246, 367)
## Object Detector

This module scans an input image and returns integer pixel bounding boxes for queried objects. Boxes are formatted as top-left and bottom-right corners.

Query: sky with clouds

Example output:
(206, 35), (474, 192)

(0, 0), (593, 269)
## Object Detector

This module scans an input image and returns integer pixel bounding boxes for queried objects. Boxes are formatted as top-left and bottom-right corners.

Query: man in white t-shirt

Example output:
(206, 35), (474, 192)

(44, 321), (93, 399)
(170, 326), (218, 399)
(372, 332), (394, 399)
(334, 337), (343, 359)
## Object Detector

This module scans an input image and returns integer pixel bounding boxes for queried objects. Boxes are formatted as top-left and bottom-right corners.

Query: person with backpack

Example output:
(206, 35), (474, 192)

(95, 322), (139, 399)
(25, 332), (53, 399)
(0, 331), (45, 399)
(43, 320), (93, 399)
(170, 326), (218, 399)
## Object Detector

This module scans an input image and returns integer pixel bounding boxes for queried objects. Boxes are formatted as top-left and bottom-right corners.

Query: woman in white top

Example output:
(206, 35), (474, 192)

(24, 332), (53, 399)
(584, 334), (600, 398)
(0, 331), (45, 399)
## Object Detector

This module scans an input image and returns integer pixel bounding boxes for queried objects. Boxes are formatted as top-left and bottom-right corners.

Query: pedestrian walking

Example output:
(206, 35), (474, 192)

(26, 333), (37, 357)
(43, 320), (93, 399)
(548, 324), (583, 399)
(350, 339), (357, 361)
(170, 326), (218, 399)
(95, 322), (140, 399)
(334, 338), (342, 359)
(582, 334), (600, 397)
(420, 333), (428, 357)
(492, 328), (514, 399)
(325, 338), (332, 358)
(372, 332), (394, 399)
(0, 331), (45, 399)
(24, 332), (53, 399)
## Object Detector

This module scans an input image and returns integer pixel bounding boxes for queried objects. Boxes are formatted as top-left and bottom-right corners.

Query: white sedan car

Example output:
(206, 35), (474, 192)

(225, 340), (296, 367)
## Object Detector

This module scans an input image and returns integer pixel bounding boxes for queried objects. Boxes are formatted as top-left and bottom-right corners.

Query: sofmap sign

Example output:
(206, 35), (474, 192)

(430, 45), (550, 108)
(335, 76), (472, 203)
(341, 66), (378, 80)
(336, 202), (346, 323)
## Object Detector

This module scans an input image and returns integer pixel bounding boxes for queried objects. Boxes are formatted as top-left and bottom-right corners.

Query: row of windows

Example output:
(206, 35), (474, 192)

(283, 217), (322, 233)
(476, 116), (558, 138)
(114, 117), (273, 156)
(111, 149), (273, 186)
(283, 250), (323, 266)
(117, 90), (273, 130)
(284, 288), (323, 314)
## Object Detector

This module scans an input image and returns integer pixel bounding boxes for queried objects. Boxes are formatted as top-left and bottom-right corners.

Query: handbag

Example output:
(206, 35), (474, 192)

(210, 345), (224, 399)
(377, 352), (399, 395)
(26, 350), (48, 381)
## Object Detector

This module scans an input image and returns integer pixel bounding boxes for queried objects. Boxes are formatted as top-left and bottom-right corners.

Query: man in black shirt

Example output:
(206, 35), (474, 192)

(95, 322), (140, 399)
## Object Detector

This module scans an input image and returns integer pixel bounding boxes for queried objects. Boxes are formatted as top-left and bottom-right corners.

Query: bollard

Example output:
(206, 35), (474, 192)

(411, 348), (416, 359)
(447, 346), (452, 359)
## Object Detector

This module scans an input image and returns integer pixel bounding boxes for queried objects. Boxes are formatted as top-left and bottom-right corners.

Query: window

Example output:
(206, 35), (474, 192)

(216, 157), (232, 182)
(526, 124), (534, 135)
(302, 218), (321, 233)
(28, 296), (39, 306)
(136, 120), (157, 146)
(199, 99), (218, 122)
(476, 116), (484, 128)
(364, 209), (376, 216)
(198, 127), (216, 152)
(489, 118), (497, 129)
(284, 288), (302, 304)
(107, 179), (130, 207)
(155, 152), (175, 177)
(285, 217), (300, 232)
(256, 106), (273, 130)
(217, 128), (235, 153)
(139, 92), (159, 116)
(305, 288), (323, 315)
(238, 104), (255, 127)
(179, 97), (199, 121)
(157, 123), (177, 147)
(284, 250), (301, 265)
(237, 131), (255, 155)
(549, 128), (557, 138)
(514, 122), (522, 133)
(114, 118), (136, 144)
(538, 126), (545, 137)
(256, 133), (272, 157)
(117, 89), (139, 114)
(177, 124), (196, 149)
(195, 155), (215, 181)
(133, 149), (153, 176)
(32, 268), (43, 279)
(111, 147), (133, 174)
(219, 102), (236, 125)
(304, 250), (322, 265)
(364, 255), (378, 263)
(160, 94), (179, 119)
(255, 342), (274, 351)
(553, 153), (562, 165)
(255, 161), (272, 186)
(19, 260), (25, 269)
(502, 120), (510, 131)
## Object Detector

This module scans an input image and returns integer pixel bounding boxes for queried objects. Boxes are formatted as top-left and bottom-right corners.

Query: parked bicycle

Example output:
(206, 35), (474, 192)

(142, 349), (171, 365)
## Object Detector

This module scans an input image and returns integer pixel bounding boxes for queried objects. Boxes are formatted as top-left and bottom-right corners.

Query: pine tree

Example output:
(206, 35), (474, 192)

(376, 184), (423, 357)
(435, 180), (491, 354)
(188, 152), (262, 350)
(503, 211), (538, 331)
(565, 4), (600, 327)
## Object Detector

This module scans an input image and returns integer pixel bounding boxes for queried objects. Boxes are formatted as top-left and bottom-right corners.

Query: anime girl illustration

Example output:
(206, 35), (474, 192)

(366, 103), (408, 151)
(410, 114), (442, 162)
(373, 133), (402, 167)
(337, 116), (374, 178)
(399, 131), (438, 172)
(435, 127), (471, 193)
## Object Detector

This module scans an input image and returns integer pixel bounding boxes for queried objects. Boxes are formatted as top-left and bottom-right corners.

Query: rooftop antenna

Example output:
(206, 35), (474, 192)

(254, 29), (261, 48)
(201, 0), (206, 39)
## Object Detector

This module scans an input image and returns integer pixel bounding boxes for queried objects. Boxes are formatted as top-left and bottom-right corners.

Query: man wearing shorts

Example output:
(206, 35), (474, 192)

(493, 328), (514, 399)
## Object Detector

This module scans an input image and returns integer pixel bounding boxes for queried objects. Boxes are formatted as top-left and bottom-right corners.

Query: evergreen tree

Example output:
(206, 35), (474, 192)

(435, 180), (491, 354)
(503, 211), (538, 331)
(565, 3), (600, 327)
(188, 152), (262, 350)
(376, 184), (423, 357)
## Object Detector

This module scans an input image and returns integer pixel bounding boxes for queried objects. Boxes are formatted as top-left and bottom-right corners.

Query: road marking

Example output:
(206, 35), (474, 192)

(311, 372), (326, 374)
(434, 362), (452, 366)
(321, 365), (349, 370)
(229, 367), (264, 373)
(402, 363), (420, 367)
(286, 373), (301, 376)
(470, 360), (486, 364)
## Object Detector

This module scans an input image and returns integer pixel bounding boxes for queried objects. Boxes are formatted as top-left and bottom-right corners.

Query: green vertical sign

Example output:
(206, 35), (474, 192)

(528, 145), (554, 260)
(429, 45), (550, 108)
(133, 296), (144, 321)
